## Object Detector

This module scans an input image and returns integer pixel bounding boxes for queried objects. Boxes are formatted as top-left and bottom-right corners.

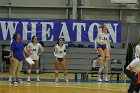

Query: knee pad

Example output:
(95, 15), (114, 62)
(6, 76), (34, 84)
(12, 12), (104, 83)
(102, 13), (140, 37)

(28, 69), (31, 74)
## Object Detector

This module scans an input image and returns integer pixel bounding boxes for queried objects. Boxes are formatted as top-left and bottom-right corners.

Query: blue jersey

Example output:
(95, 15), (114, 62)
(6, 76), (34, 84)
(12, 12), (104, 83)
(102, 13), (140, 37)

(11, 41), (24, 61)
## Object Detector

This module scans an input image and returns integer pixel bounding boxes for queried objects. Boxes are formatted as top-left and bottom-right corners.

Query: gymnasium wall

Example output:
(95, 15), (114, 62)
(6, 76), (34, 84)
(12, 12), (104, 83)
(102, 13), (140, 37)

(0, 0), (139, 72)
(0, 0), (140, 21)
(0, 0), (140, 42)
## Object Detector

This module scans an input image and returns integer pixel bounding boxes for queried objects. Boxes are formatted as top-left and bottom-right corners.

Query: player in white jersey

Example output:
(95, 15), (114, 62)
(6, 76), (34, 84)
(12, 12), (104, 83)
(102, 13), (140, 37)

(125, 54), (140, 93)
(135, 38), (140, 58)
(8, 33), (17, 82)
(25, 36), (44, 82)
(54, 38), (69, 82)
(92, 25), (111, 82)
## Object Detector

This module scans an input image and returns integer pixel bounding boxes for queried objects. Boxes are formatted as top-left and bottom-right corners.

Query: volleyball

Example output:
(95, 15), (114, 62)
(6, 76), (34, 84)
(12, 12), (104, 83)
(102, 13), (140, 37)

(24, 48), (32, 57)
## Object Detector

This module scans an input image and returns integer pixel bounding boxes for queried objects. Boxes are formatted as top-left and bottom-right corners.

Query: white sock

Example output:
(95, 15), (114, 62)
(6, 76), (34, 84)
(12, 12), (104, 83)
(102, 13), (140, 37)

(36, 69), (39, 74)
(105, 68), (108, 77)
(8, 75), (12, 81)
(98, 64), (104, 76)
(55, 77), (58, 80)
(105, 75), (108, 79)
(98, 75), (102, 79)
(28, 69), (31, 74)
(37, 75), (39, 79)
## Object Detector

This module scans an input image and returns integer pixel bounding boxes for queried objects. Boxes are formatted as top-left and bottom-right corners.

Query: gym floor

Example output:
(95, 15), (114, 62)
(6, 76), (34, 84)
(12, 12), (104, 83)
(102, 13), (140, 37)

(0, 72), (129, 93)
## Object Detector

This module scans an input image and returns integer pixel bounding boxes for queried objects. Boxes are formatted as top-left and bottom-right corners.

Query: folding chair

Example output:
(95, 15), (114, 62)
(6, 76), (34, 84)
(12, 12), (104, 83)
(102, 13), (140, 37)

(110, 59), (124, 80)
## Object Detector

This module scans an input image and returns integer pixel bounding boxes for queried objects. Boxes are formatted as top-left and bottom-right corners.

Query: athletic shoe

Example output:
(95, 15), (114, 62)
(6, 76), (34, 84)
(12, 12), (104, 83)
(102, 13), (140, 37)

(36, 78), (40, 82)
(27, 78), (30, 82)
(8, 78), (12, 82)
(97, 78), (103, 82)
(104, 76), (108, 82)
(65, 79), (69, 82)
(55, 78), (59, 82)
(104, 78), (108, 82)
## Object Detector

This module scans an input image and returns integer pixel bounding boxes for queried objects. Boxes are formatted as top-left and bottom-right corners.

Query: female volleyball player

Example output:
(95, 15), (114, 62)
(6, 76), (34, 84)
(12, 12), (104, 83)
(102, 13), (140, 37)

(8, 33), (17, 82)
(25, 36), (44, 82)
(135, 38), (140, 58)
(54, 38), (69, 82)
(93, 25), (111, 82)
(11, 33), (24, 84)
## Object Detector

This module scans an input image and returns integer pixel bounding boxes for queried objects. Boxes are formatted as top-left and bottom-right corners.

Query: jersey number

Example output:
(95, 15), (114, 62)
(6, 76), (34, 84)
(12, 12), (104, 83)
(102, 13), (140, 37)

(103, 37), (107, 40)
(33, 49), (37, 51)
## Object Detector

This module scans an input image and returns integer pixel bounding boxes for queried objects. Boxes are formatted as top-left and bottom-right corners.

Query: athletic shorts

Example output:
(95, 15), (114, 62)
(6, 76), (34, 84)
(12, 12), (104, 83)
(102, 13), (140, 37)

(97, 44), (107, 50)
(57, 58), (63, 62)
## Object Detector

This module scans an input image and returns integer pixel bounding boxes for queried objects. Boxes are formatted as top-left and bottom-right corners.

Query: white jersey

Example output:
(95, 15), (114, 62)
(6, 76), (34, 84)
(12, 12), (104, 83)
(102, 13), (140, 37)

(135, 44), (140, 58)
(94, 32), (110, 48)
(25, 43), (44, 60)
(54, 44), (67, 58)
(126, 58), (140, 74)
